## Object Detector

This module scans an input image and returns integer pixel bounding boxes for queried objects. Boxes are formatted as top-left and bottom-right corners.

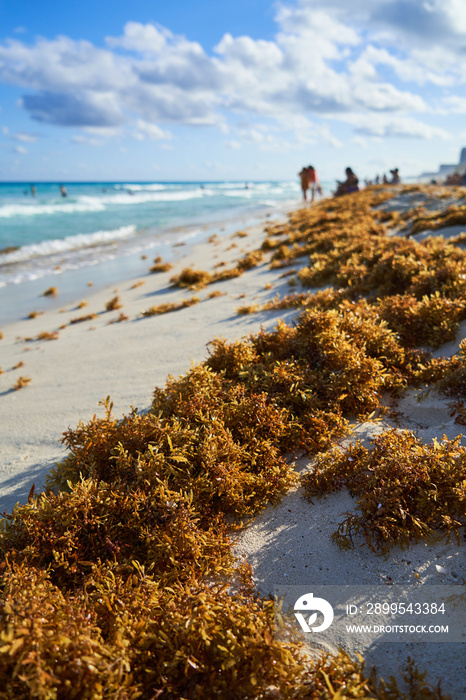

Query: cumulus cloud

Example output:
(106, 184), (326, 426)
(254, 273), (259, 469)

(294, 0), (466, 76)
(0, 1), (459, 144)
(133, 119), (172, 140)
(345, 114), (450, 140)
(106, 21), (169, 54)
(348, 46), (454, 87)
(20, 91), (125, 127)
(0, 36), (131, 92)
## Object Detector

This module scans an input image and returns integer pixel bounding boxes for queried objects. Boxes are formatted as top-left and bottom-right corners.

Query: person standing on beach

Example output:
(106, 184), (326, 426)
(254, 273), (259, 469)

(299, 166), (310, 201)
(307, 165), (321, 203)
(299, 165), (321, 202)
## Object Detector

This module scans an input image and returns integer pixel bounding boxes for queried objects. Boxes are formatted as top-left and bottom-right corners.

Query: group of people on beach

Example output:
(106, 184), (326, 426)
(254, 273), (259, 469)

(298, 165), (361, 202)
(364, 168), (400, 187)
(299, 164), (402, 202)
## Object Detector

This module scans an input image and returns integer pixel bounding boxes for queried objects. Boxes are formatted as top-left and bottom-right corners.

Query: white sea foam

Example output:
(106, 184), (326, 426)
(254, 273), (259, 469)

(0, 189), (215, 219)
(115, 183), (168, 192)
(0, 225), (136, 264)
(0, 199), (106, 218)
(223, 189), (254, 198)
(79, 189), (216, 208)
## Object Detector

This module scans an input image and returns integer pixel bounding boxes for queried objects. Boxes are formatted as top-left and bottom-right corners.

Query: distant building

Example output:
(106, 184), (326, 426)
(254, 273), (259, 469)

(419, 148), (466, 181)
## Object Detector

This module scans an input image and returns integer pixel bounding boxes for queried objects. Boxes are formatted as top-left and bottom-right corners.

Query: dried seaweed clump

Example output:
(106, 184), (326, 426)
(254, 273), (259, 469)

(414, 337), (466, 392)
(42, 286), (58, 297)
(236, 303), (260, 315)
(105, 295), (123, 311)
(170, 266), (213, 289)
(296, 226), (466, 301)
(2, 475), (233, 589)
(302, 429), (466, 553)
(0, 563), (444, 699)
(107, 312), (129, 324)
(141, 296), (200, 316)
(49, 386), (298, 520)
(236, 249), (264, 270)
(69, 313), (98, 325)
(12, 376), (32, 390)
(376, 292), (466, 348)
(149, 262), (173, 273)
(35, 330), (60, 341)
(409, 204), (466, 235)
(417, 338), (466, 423)
(170, 254), (265, 292)
(207, 303), (423, 429)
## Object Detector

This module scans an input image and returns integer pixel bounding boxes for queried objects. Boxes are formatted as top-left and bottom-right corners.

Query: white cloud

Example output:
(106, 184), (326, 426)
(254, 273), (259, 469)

(349, 46), (454, 87)
(14, 145), (27, 154)
(344, 114), (450, 140)
(0, 36), (131, 92)
(72, 134), (103, 146)
(294, 0), (466, 75)
(133, 119), (172, 140)
(106, 21), (168, 54)
(215, 33), (283, 69)
(0, 4), (457, 148)
(10, 131), (37, 142)
(352, 82), (426, 112)
(21, 91), (126, 127)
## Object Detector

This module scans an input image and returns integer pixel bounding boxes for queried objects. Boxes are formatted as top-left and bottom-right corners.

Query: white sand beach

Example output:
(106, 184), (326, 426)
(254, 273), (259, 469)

(0, 187), (465, 697)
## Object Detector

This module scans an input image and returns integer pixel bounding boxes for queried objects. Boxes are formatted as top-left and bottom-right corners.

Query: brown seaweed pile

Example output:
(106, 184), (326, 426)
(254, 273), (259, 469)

(302, 430), (465, 553)
(169, 250), (265, 291)
(0, 185), (461, 698)
(141, 295), (200, 316)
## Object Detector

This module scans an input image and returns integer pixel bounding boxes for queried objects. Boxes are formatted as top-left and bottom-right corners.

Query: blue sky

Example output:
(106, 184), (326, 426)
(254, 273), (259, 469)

(0, 0), (465, 182)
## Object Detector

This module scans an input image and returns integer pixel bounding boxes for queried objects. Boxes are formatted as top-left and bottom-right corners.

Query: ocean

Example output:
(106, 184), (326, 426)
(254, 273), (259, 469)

(0, 180), (304, 288)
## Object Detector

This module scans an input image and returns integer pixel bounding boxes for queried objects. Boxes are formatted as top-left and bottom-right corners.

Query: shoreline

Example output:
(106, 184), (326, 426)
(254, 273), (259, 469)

(0, 199), (297, 326)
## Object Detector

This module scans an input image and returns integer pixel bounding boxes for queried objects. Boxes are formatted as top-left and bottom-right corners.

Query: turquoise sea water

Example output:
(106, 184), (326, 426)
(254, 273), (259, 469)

(0, 180), (305, 288)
